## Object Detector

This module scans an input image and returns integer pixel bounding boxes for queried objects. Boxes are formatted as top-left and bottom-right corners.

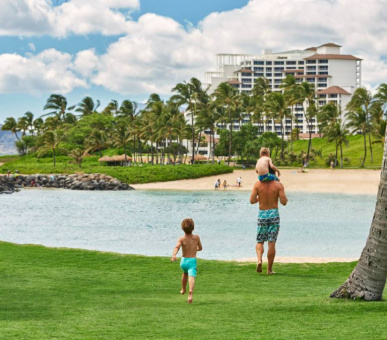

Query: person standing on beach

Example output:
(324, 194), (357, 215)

(171, 218), (202, 304)
(249, 178), (288, 274)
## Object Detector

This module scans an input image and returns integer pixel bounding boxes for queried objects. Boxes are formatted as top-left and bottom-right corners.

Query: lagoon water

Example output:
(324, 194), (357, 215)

(0, 189), (375, 260)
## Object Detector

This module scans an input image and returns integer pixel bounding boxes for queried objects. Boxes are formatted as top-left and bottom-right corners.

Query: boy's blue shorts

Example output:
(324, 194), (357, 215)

(180, 257), (197, 277)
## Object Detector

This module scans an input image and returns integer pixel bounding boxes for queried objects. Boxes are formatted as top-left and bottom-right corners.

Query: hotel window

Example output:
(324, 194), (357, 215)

(274, 79), (282, 83)
(319, 72), (328, 75)
(298, 61), (305, 65)
(306, 78), (315, 82)
(274, 73), (282, 77)
(254, 67), (264, 71)
(274, 67), (284, 71)
(254, 61), (264, 65)
(266, 61), (272, 65)
(274, 61), (284, 65)
(319, 59), (328, 63)
(266, 67), (272, 71)
(254, 73), (264, 77)
(329, 94), (338, 98)
(286, 67), (296, 70)
(319, 66), (328, 70)
(319, 94), (326, 98)
(286, 61), (297, 65)
(318, 100), (326, 106)
(307, 66), (316, 70)
(306, 60), (316, 64)
(295, 113), (303, 118)
(307, 72), (316, 75)
(242, 78), (252, 83)
(318, 83), (327, 87)
(266, 73), (272, 77)
(241, 73), (252, 77)
(319, 78), (327, 82)
(286, 119), (292, 124)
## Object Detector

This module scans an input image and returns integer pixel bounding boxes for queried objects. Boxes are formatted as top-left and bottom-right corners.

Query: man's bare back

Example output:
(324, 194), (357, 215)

(250, 180), (287, 210)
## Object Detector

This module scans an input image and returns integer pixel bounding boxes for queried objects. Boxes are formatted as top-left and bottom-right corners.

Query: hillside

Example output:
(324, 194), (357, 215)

(0, 125), (17, 155)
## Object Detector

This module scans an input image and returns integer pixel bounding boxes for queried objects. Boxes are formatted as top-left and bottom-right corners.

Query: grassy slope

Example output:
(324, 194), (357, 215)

(0, 155), (233, 184)
(290, 135), (384, 168)
(1, 242), (387, 339)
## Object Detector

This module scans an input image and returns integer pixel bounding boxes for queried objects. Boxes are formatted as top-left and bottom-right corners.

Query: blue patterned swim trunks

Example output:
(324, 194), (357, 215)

(256, 208), (280, 243)
(258, 173), (279, 182)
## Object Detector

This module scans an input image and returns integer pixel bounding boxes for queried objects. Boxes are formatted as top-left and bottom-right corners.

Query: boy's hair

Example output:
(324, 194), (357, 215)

(181, 218), (194, 234)
(260, 147), (270, 157)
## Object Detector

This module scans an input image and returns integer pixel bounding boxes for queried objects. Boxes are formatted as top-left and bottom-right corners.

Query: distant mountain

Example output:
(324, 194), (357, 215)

(0, 125), (18, 155)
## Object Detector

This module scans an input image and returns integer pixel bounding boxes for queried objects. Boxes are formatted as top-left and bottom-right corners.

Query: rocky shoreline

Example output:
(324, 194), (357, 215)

(0, 173), (134, 194)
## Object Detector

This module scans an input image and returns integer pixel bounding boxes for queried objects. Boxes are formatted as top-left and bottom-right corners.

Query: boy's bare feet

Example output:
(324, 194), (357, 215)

(267, 271), (276, 275)
(256, 262), (262, 273)
(188, 290), (193, 304)
(180, 288), (186, 295)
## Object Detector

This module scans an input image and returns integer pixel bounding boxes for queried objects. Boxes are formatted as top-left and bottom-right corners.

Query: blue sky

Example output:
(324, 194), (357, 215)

(0, 0), (386, 122)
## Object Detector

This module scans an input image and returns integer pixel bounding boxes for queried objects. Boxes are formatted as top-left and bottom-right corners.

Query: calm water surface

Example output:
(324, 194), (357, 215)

(0, 189), (374, 260)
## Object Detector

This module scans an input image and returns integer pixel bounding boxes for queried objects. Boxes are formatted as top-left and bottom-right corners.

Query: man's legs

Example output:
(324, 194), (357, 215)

(267, 241), (276, 274)
(188, 276), (195, 304)
(180, 273), (188, 294)
(255, 242), (264, 273)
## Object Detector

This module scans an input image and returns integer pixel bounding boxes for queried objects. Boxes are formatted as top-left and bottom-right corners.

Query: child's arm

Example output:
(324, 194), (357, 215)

(268, 158), (281, 177)
(197, 236), (203, 252)
(171, 237), (182, 262)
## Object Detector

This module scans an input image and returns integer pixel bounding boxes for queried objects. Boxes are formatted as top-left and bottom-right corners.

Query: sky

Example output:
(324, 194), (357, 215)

(0, 0), (387, 122)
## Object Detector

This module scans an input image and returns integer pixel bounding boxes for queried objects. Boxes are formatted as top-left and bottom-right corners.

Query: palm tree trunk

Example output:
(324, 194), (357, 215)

(281, 120), (285, 160)
(361, 132), (367, 167)
(53, 148), (56, 167)
(335, 141), (339, 167)
(369, 134), (374, 163)
(330, 131), (387, 300)
(340, 142), (343, 168)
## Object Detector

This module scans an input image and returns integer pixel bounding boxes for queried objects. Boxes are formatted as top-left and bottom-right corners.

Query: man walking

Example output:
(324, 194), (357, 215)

(249, 179), (287, 274)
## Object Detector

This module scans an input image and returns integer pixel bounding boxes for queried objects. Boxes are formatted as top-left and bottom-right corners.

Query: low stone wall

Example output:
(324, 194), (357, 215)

(0, 173), (133, 194)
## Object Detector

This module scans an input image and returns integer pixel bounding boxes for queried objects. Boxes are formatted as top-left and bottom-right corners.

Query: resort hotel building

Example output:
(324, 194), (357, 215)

(191, 43), (362, 157)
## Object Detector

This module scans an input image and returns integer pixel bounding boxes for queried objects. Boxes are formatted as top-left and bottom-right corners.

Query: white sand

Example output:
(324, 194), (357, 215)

(132, 168), (381, 195)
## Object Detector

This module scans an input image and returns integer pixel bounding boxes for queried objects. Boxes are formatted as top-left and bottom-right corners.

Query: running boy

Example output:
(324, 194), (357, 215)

(171, 218), (202, 304)
(255, 147), (280, 182)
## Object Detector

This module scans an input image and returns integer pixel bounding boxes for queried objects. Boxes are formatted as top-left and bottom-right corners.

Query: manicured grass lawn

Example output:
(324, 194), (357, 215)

(1, 241), (386, 339)
(291, 135), (384, 168)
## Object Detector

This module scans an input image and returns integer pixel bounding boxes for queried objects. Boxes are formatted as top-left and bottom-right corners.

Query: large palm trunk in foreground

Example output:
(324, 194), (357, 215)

(330, 133), (387, 300)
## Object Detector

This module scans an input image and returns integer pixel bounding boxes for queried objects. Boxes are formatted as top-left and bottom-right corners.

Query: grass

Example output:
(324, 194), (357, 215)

(0, 154), (233, 184)
(290, 135), (384, 168)
(1, 241), (387, 339)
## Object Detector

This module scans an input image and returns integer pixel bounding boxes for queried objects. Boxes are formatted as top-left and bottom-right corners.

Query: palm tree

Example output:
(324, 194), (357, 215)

(43, 94), (75, 121)
(296, 82), (317, 165)
(331, 125), (387, 300)
(264, 92), (290, 159)
(17, 116), (29, 136)
(111, 119), (131, 165)
(75, 96), (100, 117)
(37, 130), (66, 167)
(326, 122), (349, 168)
(1, 117), (21, 141)
(346, 87), (376, 163)
(346, 108), (368, 167)
(33, 117), (44, 136)
(85, 130), (109, 158)
(171, 78), (208, 162)
(103, 100), (119, 116)
(69, 148), (85, 167)
(214, 82), (238, 165)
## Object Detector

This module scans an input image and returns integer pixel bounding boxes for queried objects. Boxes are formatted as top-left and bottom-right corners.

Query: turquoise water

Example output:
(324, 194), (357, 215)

(0, 189), (375, 260)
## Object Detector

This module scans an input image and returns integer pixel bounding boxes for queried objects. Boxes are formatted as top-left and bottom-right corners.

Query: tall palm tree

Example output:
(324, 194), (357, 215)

(75, 96), (100, 117)
(1, 117), (21, 141)
(331, 124), (387, 300)
(43, 94), (75, 121)
(213, 82), (239, 165)
(17, 116), (29, 136)
(111, 119), (131, 165)
(346, 87), (375, 163)
(171, 77), (208, 162)
(326, 122), (349, 168)
(264, 92), (290, 159)
(296, 82), (317, 165)
(346, 108), (369, 167)
(85, 129), (109, 158)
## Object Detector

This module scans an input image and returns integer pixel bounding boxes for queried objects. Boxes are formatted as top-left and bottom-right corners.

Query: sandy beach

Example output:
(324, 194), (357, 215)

(132, 168), (381, 195)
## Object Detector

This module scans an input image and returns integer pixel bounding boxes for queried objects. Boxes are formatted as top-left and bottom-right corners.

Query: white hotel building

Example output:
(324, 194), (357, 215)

(203, 43), (361, 139)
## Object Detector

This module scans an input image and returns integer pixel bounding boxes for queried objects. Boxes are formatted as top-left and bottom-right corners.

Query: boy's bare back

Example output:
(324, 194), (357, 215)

(179, 234), (202, 258)
(256, 156), (271, 176)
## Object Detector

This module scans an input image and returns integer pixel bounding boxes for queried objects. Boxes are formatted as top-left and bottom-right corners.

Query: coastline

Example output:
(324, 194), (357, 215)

(132, 168), (381, 195)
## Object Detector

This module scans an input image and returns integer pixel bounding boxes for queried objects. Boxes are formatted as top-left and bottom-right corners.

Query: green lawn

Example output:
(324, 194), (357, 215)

(291, 135), (384, 168)
(0, 155), (233, 184)
(1, 241), (386, 339)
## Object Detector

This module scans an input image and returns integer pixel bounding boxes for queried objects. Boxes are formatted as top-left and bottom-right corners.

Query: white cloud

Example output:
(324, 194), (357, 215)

(0, 49), (87, 94)
(0, 0), (386, 96)
(0, 0), (139, 37)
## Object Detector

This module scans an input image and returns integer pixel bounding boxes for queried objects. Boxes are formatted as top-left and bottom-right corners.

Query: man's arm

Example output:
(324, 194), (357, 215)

(171, 238), (182, 261)
(278, 182), (288, 206)
(197, 236), (203, 251)
(250, 183), (259, 204)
